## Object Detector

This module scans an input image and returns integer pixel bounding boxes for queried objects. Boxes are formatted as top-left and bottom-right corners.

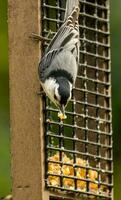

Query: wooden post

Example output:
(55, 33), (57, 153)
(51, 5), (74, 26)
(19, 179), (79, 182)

(8, 0), (48, 199)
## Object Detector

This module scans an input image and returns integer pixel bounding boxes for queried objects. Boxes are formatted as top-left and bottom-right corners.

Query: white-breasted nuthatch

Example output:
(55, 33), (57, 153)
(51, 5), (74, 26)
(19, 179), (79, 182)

(38, 0), (80, 118)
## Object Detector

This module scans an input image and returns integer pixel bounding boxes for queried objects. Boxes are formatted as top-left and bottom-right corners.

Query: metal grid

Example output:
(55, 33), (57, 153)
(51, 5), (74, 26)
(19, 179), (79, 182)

(41, 0), (113, 199)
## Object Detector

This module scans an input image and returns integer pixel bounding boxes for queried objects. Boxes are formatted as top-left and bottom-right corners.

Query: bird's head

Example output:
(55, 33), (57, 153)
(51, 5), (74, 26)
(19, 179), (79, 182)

(44, 77), (72, 115)
(54, 77), (72, 114)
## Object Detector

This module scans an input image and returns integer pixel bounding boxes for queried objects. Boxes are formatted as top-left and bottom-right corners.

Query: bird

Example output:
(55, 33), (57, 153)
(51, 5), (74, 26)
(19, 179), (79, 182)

(38, 0), (80, 119)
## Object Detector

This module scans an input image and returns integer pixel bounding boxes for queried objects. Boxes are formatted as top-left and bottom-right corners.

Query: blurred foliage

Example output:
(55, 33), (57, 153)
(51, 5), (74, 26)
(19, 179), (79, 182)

(0, 0), (121, 199)
(111, 0), (121, 199)
(0, 0), (11, 197)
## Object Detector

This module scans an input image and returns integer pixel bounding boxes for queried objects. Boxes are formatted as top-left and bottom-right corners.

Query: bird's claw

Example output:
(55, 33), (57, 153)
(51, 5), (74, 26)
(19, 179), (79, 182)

(30, 33), (52, 42)
(37, 90), (46, 96)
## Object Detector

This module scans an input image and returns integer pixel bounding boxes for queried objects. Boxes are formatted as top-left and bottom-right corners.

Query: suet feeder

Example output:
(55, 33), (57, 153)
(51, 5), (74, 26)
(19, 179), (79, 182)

(8, 0), (113, 200)
(42, 0), (113, 199)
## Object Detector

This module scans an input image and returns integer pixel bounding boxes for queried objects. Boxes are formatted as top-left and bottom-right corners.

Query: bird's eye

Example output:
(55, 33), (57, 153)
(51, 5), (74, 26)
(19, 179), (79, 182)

(54, 94), (57, 100)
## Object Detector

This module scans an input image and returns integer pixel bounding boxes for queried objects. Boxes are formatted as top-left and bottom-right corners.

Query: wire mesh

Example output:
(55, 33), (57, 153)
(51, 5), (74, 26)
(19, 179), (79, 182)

(41, 0), (113, 199)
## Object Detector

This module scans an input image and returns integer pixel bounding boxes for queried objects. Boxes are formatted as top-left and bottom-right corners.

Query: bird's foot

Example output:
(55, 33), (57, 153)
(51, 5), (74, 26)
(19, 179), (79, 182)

(37, 90), (46, 96)
(30, 33), (49, 42)
(30, 30), (54, 42)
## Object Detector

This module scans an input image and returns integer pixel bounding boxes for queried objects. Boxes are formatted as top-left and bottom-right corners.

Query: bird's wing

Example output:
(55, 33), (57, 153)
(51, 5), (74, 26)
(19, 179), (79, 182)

(46, 7), (79, 53)
(38, 48), (62, 82)
(39, 5), (80, 82)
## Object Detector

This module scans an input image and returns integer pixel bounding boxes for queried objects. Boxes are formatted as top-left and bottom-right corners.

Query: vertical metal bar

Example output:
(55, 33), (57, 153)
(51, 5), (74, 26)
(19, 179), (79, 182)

(72, 91), (77, 190)
(82, 0), (89, 193)
(95, 0), (101, 193)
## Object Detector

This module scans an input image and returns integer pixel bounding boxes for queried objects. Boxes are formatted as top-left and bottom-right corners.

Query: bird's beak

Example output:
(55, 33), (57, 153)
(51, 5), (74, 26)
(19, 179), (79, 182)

(60, 104), (65, 114)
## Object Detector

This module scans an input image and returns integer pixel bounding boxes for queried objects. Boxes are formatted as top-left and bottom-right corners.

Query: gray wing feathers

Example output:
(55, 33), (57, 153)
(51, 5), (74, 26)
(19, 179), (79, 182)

(46, 26), (79, 52)
(38, 49), (61, 81)
(46, 0), (79, 53)
(46, 26), (71, 52)
(39, 0), (80, 82)
(42, 51), (78, 83)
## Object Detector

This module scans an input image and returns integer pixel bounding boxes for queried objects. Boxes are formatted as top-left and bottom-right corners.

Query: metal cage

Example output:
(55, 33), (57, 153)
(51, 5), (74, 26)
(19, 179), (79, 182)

(41, 0), (113, 199)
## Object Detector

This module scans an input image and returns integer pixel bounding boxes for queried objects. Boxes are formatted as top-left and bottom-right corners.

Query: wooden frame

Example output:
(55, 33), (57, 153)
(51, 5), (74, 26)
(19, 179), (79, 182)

(8, 0), (49, 199)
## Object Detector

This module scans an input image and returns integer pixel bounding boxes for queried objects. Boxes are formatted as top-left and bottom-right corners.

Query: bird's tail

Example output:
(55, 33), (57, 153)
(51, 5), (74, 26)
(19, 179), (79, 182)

(64, 0), (79, 22)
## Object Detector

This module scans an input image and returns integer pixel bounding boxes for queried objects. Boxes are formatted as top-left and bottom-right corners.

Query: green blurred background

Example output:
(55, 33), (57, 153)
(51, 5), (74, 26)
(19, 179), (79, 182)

(0, 0), (121, 199)
(0, 0), (11, 197)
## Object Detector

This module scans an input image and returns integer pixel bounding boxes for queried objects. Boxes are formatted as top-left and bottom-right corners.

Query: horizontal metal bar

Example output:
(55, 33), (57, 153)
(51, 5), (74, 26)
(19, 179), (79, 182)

(80, 12), (109, 22)
(42, 16), (63, 24)
(70, 100), (111, 111)
(79, 0), (109, 10)
(46, 185), (112, 199)
(42, 16), (109, 30)
(42, 4), (109, 22)
(79, 50), (110, 60)
(46, 146), (112, 162)
(43, 1), (109, 11)
(49, 193), (87, 200)
(46, 107), (111, 123)
(46, 132), (112, 149)
(42, 3), (65, 12)
(79, 24), (110, 35)
(73, 88), (111, 98)
(80, 37), (110, 48)
(45, 120), (112, 136)
(47, 159), (113, 175)
(46, 100), (112, 111)
(47, 172), (113, 187)
(78, 63), (110, 73)
(76, 75), (110, 86)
